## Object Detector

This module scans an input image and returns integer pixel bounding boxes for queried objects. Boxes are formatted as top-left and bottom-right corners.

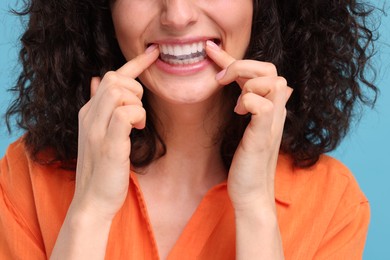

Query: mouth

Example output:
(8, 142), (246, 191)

(152, 39), (221, 65)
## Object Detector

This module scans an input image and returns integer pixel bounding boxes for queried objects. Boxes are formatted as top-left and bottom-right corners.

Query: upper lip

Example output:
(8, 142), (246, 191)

(148, 37), (220, 46)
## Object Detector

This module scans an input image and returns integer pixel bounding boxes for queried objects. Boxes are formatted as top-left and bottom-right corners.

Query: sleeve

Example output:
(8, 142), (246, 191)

(313, 176), (370, 259)
(0, 143), (47, 259)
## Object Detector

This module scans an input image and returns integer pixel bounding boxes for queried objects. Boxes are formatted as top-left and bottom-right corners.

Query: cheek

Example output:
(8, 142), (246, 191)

(220, 0), (253, 31)
(222, 7), (253, 58)
(235, 3), (253, 39)
(111, 5), (151, 60)
(114, 25), (145, 60)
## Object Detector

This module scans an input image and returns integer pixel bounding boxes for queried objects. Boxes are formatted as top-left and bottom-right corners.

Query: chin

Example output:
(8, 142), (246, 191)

(141, 67), (223, 105)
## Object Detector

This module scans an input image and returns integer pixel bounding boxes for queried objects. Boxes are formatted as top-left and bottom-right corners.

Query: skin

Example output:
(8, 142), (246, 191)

(51, 0), (291, 259)
(111, 0), (252, 105)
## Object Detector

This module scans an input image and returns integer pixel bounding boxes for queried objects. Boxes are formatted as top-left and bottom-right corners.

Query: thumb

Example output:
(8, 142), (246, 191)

(90, 76), (101, 98)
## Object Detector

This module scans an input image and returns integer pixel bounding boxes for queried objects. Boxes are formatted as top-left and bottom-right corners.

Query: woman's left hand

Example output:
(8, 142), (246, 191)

(206, 40), (292, 213)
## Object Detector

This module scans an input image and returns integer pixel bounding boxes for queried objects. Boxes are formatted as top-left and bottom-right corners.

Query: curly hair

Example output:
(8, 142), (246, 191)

(5, 0), (379, 168)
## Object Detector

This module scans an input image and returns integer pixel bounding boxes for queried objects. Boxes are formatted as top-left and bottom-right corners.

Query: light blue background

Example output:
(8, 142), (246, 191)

(1, 1), (389, 259)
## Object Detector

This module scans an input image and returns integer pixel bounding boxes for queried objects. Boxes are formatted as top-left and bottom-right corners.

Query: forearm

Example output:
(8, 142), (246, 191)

(50, 207), (113, 260)
(235, 204), (284, 260)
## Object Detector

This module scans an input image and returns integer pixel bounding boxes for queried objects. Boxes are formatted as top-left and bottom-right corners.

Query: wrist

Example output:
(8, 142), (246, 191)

(67, 201), (115, 229)
(51, 205), (114, 259)
(235, 204), (278, 226)
(233, 193), (278, 229)
(234, 200), (283, 260)
(231, 190), (276, 212)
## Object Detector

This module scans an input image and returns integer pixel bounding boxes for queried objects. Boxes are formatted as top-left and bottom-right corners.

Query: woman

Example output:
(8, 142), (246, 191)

(0, 0), (378, 259)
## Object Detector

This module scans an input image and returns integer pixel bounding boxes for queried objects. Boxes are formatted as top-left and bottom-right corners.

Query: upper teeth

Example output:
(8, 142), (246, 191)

(159, 42), (205, 57)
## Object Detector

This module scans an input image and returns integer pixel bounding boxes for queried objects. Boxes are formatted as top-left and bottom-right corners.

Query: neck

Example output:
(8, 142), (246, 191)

(149, 90), (228, 154)
(140, 90), (230, 190)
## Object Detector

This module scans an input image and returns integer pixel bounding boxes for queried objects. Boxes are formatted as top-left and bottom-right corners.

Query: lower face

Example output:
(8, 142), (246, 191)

(111, 0), (253, 105)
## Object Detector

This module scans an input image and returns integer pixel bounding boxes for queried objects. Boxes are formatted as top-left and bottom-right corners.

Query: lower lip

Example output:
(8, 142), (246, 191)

(155, 57), (212, 76)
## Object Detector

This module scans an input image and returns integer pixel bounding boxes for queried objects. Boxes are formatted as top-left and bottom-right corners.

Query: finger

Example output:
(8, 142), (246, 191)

(205, 40), (236, 69)
(90, 77), (101, 98)
(98, 105), (146, 166)
(286, 87), (294, 102)
(79, 76), (102, 119)
(206, 40), (278, 78)
(218, 61), (278, 87)
(89, 86), (143, 134)
(94, 72), (144, 100)
(116, 44), (160, 78)
(235, 92), (274, 134)
(243, 77), (287, 99)
(106, 105), (146, 143)
(242, 77), (289, 122)
(83, 73), (144, 125)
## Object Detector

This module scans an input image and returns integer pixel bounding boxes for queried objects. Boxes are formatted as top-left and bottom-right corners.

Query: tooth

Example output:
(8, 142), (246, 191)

(173, 45), (183, 56)
(168, 45), (174, 55)
(183, 44), (192, 56)
(161, 45), (168, 55)
(191, 43), (197, 54)
(197, 42), (203, 53)
(159, 41), (209, 65)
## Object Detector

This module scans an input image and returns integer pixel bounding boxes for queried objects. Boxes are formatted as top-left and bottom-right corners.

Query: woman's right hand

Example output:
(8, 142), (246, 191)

(71, 45), (159, 221)
(51, 46), (159, 259)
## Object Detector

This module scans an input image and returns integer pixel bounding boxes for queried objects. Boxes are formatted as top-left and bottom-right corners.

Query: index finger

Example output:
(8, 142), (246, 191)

(205, 40), (236, 69)
(116, 44), (160, 78)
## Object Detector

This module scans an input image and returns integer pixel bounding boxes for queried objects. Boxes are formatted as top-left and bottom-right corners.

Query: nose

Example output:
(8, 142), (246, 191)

(160, 0), (198, 30)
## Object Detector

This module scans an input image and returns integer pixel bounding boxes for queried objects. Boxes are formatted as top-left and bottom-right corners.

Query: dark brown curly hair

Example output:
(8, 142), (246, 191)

(5, 0), (379, 169)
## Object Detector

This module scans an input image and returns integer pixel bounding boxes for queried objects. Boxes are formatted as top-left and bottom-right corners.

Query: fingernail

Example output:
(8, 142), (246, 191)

(234, 95), (242, 113)
(215, 69), (226, 80)
(206, 40), (220, 51)
(145, 44), (158, 54)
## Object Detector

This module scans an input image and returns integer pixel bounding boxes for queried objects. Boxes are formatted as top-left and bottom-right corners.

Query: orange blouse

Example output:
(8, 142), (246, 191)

(0, 139), (369, 259)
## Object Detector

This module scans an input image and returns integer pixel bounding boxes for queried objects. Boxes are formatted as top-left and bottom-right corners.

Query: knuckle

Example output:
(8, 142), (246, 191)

(241, 93), (256, 110)
(276, 76), (288, 87)
(134, 81), (144, 97)
(78, 105), (90, 128)
(283, 108), (288, 118)
(139, 107), (146, 118)
(130, 107), (146, 127)
(243, 93), (272, 113)
(103, 71), (118, 84)
(241, 93), (274, 115)
(131, 106), (145, 121)
(272, 78), (286, 93)
(78, 105), (87, 119)
(264, 63), (277, 75)
(112, 107), (129, 123)
(261, 99), (275, 113)
(261, 100), (274, 113)
(105, 87), (122, 101)
(226, 60), (238, 72)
